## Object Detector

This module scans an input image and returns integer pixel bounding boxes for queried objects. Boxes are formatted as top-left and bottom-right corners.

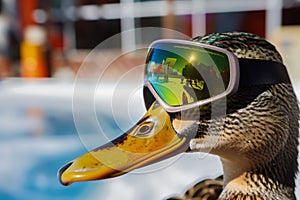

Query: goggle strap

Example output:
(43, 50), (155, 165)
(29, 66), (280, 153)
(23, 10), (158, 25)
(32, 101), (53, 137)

(238, 58), (291, 88)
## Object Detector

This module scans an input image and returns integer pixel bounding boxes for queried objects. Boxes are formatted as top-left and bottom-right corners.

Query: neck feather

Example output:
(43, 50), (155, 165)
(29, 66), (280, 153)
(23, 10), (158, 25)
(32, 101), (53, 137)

(219, 151), (297, 200)
(218, 171), (296, 200)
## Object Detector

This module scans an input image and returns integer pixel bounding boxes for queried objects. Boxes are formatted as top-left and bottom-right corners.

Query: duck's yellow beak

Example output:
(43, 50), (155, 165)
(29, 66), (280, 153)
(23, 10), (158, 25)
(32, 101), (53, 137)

(58, 102), (189, 186)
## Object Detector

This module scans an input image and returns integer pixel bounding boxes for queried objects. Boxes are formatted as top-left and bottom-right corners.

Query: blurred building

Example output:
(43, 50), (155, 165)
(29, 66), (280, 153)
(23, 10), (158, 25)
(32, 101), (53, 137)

(0, 0), (299, 78)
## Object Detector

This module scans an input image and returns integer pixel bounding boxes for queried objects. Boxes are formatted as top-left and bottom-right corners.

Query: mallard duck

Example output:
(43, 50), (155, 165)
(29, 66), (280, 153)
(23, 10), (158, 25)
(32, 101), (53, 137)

(58, 32), (299, 199)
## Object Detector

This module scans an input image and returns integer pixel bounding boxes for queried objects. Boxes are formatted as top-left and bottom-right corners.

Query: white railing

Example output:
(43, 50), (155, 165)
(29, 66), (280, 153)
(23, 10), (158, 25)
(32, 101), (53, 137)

(63, 0), (283, 51)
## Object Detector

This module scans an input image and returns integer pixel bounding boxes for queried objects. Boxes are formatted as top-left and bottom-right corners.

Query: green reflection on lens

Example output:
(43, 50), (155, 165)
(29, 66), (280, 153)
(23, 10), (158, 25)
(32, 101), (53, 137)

(152, 82), (181, 106)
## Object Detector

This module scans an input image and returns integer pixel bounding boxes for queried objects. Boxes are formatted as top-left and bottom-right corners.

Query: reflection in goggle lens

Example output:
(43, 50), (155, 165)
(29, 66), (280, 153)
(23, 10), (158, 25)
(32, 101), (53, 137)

(146, 42), (230, 107)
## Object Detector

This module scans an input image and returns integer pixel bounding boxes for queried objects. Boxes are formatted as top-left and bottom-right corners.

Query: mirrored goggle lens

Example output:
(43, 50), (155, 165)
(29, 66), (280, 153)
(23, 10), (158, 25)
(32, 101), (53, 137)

(145, 42), (230, 107)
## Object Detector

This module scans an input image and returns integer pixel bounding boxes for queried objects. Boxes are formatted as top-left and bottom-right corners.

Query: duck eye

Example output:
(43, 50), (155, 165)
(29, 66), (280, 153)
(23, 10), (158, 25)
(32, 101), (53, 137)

(139, 125), (150, 133)
(134, 122), (154, 137)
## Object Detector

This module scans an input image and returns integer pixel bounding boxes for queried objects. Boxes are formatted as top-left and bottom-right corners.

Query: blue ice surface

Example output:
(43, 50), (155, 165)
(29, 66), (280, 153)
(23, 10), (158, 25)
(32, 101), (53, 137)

(0, 79), (121, 200)
(0, 107), (99, 200)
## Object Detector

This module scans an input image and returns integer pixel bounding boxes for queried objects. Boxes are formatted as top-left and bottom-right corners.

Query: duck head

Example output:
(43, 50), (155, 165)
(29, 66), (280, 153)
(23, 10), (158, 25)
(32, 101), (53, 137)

(59, 32), (299, 199)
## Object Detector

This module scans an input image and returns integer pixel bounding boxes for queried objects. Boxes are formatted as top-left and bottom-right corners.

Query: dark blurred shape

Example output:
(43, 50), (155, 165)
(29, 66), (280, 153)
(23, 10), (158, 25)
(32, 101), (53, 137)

(283, 4), (300, 25)
(75, 19), (121, 49)
(0, 0), (17, 78)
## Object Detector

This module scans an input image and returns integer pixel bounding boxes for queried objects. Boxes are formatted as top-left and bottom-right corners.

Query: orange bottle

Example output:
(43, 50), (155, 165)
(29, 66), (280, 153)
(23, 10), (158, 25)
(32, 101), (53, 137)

(21, 25), (48, 78)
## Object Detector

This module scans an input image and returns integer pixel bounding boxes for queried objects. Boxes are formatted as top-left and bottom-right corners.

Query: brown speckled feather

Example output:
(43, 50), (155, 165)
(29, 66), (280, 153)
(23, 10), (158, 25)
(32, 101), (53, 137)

(166, 176), (223, 200)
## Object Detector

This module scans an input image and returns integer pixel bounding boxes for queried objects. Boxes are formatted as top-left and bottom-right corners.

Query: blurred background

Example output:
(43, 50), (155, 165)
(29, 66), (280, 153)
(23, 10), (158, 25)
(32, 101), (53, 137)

(0, 0), (300, 199)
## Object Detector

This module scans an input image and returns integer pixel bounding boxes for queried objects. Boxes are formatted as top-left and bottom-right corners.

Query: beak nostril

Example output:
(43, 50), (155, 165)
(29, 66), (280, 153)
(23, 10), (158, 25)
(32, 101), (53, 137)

(58, 162), (73, 186)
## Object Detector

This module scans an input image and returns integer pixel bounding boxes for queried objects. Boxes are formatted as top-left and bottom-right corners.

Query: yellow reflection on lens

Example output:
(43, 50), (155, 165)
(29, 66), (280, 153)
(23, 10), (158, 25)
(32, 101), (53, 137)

(189, 54), (196, 63)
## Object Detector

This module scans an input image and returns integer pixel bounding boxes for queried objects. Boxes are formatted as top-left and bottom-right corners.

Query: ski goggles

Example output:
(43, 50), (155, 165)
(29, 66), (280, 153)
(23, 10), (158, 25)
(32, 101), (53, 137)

(144, 39), (290, 113)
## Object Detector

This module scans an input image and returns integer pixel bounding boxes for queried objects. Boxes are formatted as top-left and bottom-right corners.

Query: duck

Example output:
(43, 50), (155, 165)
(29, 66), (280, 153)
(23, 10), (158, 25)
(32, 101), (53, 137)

(58, 32), (299, 200)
